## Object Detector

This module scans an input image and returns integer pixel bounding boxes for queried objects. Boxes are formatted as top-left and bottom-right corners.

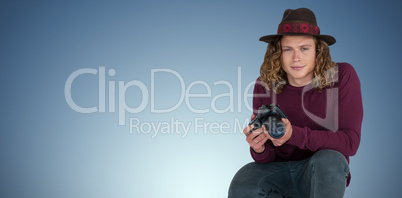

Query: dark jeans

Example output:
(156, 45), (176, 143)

(228, 150), (349, 198)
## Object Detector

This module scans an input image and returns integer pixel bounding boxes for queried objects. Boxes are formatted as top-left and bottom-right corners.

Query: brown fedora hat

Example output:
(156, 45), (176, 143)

(259, 8), (336, 45)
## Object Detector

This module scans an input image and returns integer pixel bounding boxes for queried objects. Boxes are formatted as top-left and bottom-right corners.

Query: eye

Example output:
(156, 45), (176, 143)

(301, 47), (309, 51)
(283, 48), (291, 52)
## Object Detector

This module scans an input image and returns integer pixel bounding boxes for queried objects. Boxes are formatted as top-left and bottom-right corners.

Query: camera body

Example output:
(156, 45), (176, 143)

(248, 104), (288, 139)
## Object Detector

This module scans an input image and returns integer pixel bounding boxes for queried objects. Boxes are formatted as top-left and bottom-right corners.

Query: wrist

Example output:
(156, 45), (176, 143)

(253, 146), (265, 154)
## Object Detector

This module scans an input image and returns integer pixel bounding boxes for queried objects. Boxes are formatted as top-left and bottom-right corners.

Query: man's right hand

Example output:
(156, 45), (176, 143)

(243, 114), (269, 153)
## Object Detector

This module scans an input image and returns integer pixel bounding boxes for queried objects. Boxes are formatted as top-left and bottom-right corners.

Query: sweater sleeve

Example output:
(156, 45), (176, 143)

(287, 63), (363, 157)
(250, 78), (277, 163)
(250, 142), (276, 163)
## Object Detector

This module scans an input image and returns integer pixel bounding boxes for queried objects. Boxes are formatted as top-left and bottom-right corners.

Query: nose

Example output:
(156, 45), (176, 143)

(293, 50), (301, 62)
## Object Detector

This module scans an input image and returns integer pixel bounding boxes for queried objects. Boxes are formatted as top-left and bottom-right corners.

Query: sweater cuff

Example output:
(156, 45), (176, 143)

(250, 143), (276, 163)
(287, 125), (307, 149)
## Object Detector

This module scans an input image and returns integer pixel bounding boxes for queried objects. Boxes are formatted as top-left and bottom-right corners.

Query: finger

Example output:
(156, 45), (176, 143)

(250, 129), (264, 138)
(254, 138), (267, 150)
(251, 114), (256, 120)
(247, 128), (266, 146)
(262, 125), (268, 134)
(253, 133), (268, 148)
(253, 132), (266, 143)
(243, 125), (255, 135)
(282, 118), (290, 125)
(246, 129), (260, 142)
(247, 128), (264, 142)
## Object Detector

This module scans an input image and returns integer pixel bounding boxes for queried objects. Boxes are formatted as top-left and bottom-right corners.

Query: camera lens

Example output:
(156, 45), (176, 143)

(265, 116), (285, 139)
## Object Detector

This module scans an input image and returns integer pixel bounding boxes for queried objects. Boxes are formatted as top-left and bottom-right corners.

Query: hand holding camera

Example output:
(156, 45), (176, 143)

(249, 104), (288, 139)
(244, 104), (293, 149)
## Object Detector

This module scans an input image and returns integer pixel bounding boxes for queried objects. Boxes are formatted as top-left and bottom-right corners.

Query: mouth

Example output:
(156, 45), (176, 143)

(290, 66), (305, 71)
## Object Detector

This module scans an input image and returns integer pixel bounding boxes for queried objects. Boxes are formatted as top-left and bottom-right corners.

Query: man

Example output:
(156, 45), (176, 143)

(228, 8), (363, 198)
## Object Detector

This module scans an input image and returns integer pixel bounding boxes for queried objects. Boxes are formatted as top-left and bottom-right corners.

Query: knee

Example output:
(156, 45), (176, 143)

(228, 162), (260, 197)
(310, 149), (349, 176)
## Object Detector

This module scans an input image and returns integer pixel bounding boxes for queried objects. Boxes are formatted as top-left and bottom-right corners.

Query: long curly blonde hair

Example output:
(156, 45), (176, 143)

(259, 36), (338, 93)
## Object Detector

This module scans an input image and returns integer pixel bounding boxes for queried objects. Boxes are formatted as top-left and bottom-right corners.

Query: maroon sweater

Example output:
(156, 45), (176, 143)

(251, 62), (363, 186)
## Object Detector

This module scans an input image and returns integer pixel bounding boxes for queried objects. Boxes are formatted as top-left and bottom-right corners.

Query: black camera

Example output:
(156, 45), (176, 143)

(248, 104), (288, 139)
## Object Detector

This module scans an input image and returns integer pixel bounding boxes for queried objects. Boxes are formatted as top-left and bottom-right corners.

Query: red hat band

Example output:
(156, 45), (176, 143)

(277, 22), (320, 35)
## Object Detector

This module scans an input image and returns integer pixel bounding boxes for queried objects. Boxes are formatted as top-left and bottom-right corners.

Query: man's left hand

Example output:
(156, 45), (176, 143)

(269, 118), (293, 147)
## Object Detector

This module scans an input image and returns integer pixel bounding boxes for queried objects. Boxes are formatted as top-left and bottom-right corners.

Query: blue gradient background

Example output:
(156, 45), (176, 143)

(1, 0), (401, 197)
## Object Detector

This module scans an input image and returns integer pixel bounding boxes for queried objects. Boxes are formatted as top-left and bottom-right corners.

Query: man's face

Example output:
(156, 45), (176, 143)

(280, 35), (316, 87)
